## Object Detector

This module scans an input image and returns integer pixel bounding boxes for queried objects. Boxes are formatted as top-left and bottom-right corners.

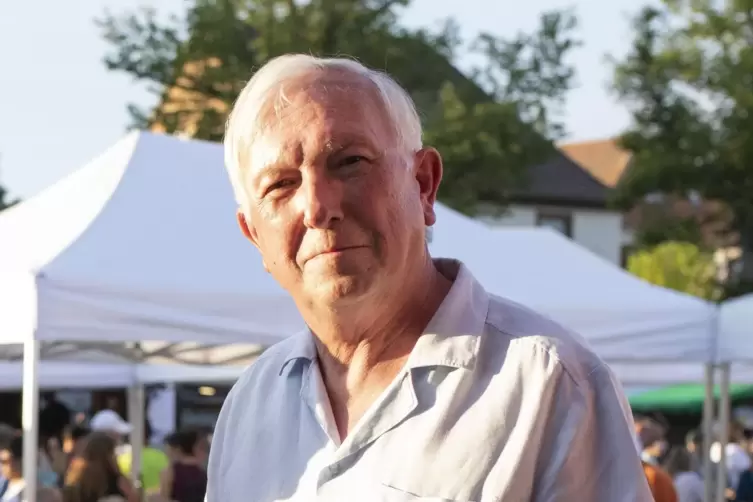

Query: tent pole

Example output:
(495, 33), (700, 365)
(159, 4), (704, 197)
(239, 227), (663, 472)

(703, 363), (716, 502)
(22, 338), (40, 502)
(715, 363), (731, 502)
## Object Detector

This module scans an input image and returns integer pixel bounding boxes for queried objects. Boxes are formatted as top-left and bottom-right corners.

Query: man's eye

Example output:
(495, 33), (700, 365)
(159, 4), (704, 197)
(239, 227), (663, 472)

(340, 156), (366, 166)
(266, 179), (296, 194)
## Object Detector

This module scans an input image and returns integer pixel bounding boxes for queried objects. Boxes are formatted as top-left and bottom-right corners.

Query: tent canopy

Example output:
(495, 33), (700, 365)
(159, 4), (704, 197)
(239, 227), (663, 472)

(0, 361), (245, 390)
(0, 131), (717, 372)
(0, 132), (303, 348)
(719, 293), (753, 363)
(429, 208), (717, 363)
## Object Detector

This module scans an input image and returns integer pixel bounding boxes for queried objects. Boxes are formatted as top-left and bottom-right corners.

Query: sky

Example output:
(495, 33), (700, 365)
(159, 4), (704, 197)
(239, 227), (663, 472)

(0, 0), (646, 199)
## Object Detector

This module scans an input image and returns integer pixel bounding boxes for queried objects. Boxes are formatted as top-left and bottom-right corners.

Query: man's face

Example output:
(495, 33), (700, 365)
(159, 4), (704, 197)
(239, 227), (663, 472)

(238, 70), (440, 305)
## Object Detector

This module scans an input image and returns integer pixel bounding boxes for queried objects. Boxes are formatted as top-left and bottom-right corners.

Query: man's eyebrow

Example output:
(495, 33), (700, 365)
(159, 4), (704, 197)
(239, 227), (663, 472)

(249, 164), (297, 186)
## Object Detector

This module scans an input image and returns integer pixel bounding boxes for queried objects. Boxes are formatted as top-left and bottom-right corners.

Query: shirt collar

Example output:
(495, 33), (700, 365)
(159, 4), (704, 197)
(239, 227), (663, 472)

(279, 258), (489, 375)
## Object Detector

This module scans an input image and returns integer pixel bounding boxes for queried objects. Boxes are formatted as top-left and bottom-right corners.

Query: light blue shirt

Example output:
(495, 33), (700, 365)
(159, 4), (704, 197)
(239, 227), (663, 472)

(207, 259), (653, 501)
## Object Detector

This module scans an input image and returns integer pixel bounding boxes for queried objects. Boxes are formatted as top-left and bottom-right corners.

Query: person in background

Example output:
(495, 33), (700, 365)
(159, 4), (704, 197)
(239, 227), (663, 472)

(89, 409), (132, 447)
(63, 426), (90, 461)
(635, 415), (670, 465)
(117, 421), (169, 494)
(0, 437), (25, 502)
(0, 425), (16, 495)
(711, 421), (752, 492)
(58, 426), (90, 489)
(159, 430), (206, 502)
(39, 435), (65, 488)
(63, 432), (138, 502)
(40, 393), (71, 444)
(37, 486), (63, 502)
(735, 468), (753, 501)
(635, 418), (678, 502)
(685, 429), (704, 474)
(664, 447), (703, 502)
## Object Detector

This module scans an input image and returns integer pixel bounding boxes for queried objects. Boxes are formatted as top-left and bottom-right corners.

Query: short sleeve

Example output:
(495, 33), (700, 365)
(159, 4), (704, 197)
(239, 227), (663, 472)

(532, 363), (654, 502)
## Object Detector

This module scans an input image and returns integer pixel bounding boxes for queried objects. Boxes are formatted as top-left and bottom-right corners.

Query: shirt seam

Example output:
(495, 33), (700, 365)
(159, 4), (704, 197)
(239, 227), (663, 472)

(484, 320), (596, 392)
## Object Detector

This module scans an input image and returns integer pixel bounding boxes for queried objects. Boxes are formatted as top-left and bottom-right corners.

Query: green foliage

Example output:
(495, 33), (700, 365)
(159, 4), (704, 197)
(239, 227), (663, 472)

(627, 241), (719, 300)
(98, 0), (580, 214)
(611, 0), (753, 296)
(0, 183), (16, 212)
(634, 215), (704, 249)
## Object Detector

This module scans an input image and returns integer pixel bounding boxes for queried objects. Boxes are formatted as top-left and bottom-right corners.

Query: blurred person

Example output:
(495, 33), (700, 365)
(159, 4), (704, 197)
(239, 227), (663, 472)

(635, 418), (678, 502)
(206, 54), (652, 501)
(635, 415), (670, 465)
(40, 393), (71, 444)
(159, 430), (206, 502)
(0, 425), (16, 493)
(37, 486), (62, 502)
(63, 426), (90, 459)
(39, 435), (65, 488)
(642, 462), (679, 502)
(685, 429), (703, 473)
(163, 432), (181, 463)
(117, 421), (169, 494)
(711, 421), (751, 490)
(735, 467), (753, 501)
(664, 447), (703, 502)
(59, 426), (91, 489)
(0, 437), (25, 501)
(89, 410), (132, 446)
(63, 432), (138, 502)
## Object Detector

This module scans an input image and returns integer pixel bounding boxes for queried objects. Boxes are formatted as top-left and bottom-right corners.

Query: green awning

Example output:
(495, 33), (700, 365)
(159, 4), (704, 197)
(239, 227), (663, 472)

(629, 383), (753, 413)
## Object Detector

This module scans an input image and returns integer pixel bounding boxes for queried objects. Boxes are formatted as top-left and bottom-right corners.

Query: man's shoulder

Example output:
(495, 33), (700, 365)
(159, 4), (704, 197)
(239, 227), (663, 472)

(228, 331), (308, 400)
(483, 293), (606, 386)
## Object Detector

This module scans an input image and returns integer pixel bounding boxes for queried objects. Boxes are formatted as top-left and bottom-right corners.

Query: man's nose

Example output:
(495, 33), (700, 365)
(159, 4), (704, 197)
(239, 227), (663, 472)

(299, 174), (344, 229)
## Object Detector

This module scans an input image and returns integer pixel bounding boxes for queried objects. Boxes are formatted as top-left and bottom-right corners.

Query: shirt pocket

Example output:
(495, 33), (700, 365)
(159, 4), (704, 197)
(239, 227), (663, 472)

(378, 482), (475, 502)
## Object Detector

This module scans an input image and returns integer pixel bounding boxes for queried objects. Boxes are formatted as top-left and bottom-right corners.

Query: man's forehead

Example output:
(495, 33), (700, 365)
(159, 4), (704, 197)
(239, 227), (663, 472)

(244, 80), (392, 176)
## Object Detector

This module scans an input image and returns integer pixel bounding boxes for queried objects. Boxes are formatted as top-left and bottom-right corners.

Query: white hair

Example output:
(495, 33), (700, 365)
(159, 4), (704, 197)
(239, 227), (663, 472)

(224, 54), (423, 207)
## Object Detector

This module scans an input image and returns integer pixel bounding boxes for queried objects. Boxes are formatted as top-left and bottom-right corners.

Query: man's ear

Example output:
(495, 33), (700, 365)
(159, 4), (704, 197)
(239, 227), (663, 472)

(414, 147), (443, 227)
(237, 209), (269, 272)
(237, 209), (257, 245)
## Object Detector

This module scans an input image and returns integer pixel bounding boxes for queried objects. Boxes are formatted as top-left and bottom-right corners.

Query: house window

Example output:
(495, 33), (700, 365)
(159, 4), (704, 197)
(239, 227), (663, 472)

(536, 212), (572, 237)
(621, 245), (635, 268)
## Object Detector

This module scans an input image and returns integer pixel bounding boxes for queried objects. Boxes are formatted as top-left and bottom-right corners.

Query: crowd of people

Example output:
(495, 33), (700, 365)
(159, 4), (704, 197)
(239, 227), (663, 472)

(0, 396), (208, 502)
(636, 415), (753, 502)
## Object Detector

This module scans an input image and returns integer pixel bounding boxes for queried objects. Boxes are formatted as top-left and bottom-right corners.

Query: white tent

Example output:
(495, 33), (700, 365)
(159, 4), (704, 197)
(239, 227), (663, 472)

(0, 361), (246, 390)
(0, 131), (718, 371)
(718, 293), (753, 363)
(0, 132), (303, 349)
(429, 206), (718, 366)
(0, 131), (721, 501)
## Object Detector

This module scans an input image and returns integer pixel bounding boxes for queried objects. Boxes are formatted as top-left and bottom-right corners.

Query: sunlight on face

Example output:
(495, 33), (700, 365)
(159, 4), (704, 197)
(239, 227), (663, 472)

(238, 70), (428, 306)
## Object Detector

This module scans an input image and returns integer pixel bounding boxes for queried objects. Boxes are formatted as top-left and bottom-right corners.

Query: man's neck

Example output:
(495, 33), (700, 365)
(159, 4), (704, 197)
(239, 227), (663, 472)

(304, 257), (452, 439)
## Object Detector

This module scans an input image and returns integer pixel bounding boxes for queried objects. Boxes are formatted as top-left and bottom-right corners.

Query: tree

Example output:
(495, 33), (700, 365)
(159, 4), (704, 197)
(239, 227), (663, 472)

(0, 183), (16, 212)
(98, 0), (580, 214)
(611, 0), (753, 297)
(628, 241), (719, 300)
(0, 157), (19, 211)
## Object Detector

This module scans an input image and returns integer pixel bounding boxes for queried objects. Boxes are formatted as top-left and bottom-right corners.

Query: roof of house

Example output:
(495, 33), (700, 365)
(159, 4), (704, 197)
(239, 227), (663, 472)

(512, 151), (612, 207)
(559, 138), (633, 188)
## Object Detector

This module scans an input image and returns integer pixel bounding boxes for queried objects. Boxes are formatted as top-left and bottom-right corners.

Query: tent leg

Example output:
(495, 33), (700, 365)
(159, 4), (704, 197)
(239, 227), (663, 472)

(716, 363), (731, 502)
(703, 363), (716, 502)
(128, 384), (146, 494)
(22, 338), (40, 502)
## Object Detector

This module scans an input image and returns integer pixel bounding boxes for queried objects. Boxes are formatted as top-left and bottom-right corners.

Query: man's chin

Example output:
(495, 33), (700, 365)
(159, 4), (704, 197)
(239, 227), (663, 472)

(307, 274), (374, 303)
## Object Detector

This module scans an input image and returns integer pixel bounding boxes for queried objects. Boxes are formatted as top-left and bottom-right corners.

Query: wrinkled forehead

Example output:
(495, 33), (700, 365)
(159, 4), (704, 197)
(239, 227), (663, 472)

(244, 71), (397, 168)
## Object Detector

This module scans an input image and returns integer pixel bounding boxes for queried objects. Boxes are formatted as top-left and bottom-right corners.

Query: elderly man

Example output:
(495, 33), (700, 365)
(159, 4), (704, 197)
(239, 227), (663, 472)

(207, 54), (652, 501)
